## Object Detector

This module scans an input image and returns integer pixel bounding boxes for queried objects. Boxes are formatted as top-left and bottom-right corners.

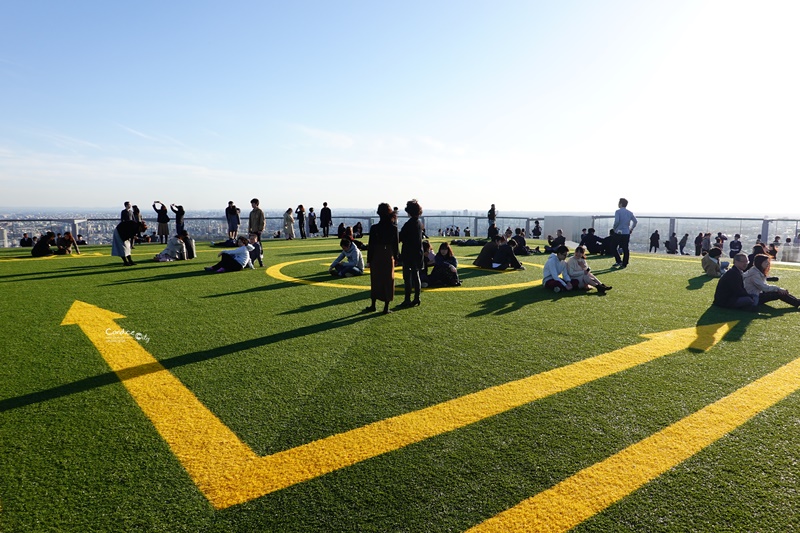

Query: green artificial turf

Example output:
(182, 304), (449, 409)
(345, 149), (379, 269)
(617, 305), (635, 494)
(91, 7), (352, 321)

(0, 240), (798, 532)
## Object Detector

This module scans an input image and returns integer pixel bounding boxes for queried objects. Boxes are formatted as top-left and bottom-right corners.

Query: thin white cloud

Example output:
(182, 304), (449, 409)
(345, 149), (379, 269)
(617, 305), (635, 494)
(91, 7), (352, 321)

(292, 125), (355, 149)
(34, 131), (102, 150)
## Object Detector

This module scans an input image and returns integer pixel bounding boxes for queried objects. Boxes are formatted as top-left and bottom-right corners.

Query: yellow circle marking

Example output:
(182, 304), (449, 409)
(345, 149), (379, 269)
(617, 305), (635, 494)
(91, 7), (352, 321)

(266, 257), (543, 291)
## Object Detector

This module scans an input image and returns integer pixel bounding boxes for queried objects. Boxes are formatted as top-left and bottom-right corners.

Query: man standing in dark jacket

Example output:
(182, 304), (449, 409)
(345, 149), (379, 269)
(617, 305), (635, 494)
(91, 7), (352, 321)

(713, 253), (757, 311)
(320, 202), (332, 237)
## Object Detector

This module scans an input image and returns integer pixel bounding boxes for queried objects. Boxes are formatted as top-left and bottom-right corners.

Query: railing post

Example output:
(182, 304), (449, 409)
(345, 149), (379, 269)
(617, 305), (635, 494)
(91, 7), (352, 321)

(761, 219), (771, 243)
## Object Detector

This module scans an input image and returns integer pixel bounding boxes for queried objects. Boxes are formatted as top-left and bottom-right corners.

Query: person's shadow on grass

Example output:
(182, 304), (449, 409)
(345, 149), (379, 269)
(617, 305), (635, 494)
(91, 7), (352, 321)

(468, 284), (602, 317)
(687, 274), (715, 291)
(691, 303), (796, 351)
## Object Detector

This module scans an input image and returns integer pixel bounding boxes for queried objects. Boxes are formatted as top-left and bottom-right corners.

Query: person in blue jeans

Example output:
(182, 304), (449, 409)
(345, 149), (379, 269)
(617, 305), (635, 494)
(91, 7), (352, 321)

(329, 238), (364, 277)
(612, 197), (637, 268)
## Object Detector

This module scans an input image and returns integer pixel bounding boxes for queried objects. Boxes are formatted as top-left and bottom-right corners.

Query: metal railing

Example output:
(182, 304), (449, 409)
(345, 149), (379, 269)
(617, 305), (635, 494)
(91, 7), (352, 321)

(3, 214), (799, 262)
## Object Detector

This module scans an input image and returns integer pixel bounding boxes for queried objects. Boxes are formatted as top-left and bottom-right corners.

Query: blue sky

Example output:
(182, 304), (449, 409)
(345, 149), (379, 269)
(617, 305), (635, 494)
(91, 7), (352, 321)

(2, 1), (799, 215)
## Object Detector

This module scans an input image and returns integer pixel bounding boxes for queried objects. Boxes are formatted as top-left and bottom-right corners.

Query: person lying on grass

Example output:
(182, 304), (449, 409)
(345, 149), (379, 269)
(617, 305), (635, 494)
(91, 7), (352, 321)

(566, 245), (612, 294)
(204, 236), (254, 273)
(329, 238), (364, 277)
(543, 245), (577, 293)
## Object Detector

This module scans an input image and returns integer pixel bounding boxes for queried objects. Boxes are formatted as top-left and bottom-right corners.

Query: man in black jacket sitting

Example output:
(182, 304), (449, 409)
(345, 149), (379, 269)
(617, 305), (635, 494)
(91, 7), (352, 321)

(713, 253), (757, 311)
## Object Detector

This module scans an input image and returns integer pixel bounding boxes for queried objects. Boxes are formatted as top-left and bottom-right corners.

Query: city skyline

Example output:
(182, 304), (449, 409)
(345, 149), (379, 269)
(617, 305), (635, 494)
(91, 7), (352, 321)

(2, 1), (799, 216)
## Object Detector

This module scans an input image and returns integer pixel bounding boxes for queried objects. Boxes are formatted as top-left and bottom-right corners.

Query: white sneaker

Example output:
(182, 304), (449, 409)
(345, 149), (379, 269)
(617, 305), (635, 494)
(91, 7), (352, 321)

(553, 286), (561, 293)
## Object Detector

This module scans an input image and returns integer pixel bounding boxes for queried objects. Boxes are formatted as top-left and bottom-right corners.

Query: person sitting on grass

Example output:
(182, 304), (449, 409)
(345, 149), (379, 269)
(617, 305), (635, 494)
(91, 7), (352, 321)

(31, 231), (56, 257)
(248, 232), (264, 267)
(544, 229), (566, 254)
(55, 231), (80, 255)
(429, 242), (461, 286)
(742, 254), (800, 308)
(579, 227), (605, 254)
(473, 236), (502, 269)
(511, 227), (539, 255)
(492, 236), (525, 270)
(329, 238), (364, 277)
(420, 240), (436, 287)
(543, 245), (576, 293)
(204, 236), (254, 273)
(566, 246), (612, 294)
(154, 232), (187, 262)
(713, 253), (757, 311)
(701, 247), (729, 278)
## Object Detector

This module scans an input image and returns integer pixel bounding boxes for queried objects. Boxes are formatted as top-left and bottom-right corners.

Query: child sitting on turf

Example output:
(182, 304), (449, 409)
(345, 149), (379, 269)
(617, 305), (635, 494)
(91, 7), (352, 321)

(329, 238), (364, 277)
(566, 246), (612, 294)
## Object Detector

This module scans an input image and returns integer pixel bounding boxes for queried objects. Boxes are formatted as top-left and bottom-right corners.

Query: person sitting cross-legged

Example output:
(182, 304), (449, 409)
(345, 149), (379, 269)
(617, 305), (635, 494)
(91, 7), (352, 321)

(543, 245), (578, 293)
(329, 238), (364, 277)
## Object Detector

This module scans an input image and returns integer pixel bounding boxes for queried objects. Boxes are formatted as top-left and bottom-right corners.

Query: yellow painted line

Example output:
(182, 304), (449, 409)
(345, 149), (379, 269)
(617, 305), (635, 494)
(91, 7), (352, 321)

(267, 257), (544, 291)
(62, 301), (734, 509)
(469, 354), (800, 533)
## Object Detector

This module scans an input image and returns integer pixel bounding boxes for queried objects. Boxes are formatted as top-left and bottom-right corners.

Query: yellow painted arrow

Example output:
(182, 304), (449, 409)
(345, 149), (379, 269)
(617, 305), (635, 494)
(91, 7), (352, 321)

(61, 300), (735, 509)
(469, 353), (800, 533)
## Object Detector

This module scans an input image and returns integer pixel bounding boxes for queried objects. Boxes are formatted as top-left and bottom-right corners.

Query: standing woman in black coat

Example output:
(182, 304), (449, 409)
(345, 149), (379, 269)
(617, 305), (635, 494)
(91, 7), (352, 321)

(365, 202), (399, 314)
(398, 199), (424, 307)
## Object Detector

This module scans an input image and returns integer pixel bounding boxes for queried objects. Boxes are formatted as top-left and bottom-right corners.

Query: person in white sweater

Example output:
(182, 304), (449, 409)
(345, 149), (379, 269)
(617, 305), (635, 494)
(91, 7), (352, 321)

(542, 245), (575, 293)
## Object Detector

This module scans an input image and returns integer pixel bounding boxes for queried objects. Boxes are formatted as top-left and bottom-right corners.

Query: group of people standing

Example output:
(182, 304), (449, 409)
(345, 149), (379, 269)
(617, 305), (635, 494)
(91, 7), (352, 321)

(225, 201), (334, 241)
(328, 200), (430, 314)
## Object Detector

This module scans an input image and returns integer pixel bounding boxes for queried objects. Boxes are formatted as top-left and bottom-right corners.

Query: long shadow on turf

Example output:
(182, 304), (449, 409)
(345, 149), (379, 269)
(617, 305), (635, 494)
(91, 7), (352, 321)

(692, 304), (796, 350)
(0, 312), (379, 413)
(104, 267), (239, 284)
(203, 280), (318, 297)
(686, 274), (715, 290)
(278, 290), (368, 314)
(0, 262), (175, 283)
(467, 286), (598, 317)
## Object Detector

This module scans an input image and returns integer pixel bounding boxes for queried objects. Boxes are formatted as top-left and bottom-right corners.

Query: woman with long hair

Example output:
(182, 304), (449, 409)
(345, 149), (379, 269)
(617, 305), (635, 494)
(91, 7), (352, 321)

(743, 254), (800, 308)
(365, 202), (399, 314)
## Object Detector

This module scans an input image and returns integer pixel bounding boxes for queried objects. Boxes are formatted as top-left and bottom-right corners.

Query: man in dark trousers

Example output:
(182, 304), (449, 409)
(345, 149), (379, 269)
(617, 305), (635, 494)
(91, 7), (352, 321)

(320, 202), (332, 237)
(713, 253), (757, 311)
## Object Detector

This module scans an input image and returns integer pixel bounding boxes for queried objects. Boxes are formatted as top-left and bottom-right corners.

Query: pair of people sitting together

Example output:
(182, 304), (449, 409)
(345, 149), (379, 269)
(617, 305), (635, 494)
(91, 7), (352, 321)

(543, 245), (612, 294)
(473, 235), (526, 270)
(713, 252), (799, 311)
